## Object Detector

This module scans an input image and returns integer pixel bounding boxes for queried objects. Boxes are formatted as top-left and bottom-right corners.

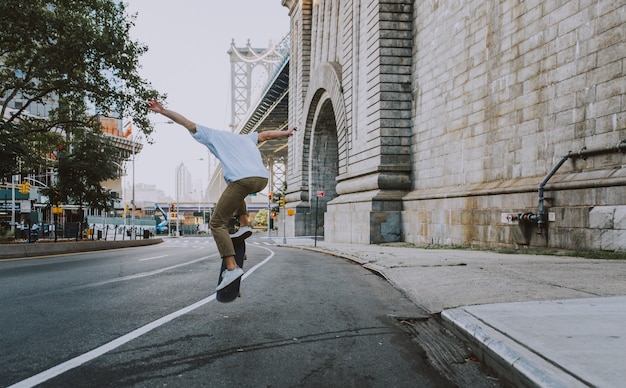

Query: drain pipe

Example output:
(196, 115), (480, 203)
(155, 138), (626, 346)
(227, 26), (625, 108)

(522, 153), (571, 234)
(522, 139), (626, 235)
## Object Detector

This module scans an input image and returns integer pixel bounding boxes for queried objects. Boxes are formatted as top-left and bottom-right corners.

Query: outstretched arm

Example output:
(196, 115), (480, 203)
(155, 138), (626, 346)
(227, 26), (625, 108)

(147, 99), (197, 134)
(257, 126), (297, 142)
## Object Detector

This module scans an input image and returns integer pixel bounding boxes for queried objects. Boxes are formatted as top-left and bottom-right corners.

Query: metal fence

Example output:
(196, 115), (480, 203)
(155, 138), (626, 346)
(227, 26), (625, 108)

(11, 221), (157, 242)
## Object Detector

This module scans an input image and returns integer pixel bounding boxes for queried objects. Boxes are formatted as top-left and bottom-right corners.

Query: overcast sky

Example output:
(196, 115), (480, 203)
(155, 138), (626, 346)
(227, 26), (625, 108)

(125, 1), (290, 198)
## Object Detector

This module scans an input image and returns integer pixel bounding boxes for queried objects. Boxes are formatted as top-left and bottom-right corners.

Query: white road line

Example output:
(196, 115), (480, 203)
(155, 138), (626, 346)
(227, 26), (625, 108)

(9, 247), (276, 388)
(89, 255), (219, 288)
(139, 255), (169, 261)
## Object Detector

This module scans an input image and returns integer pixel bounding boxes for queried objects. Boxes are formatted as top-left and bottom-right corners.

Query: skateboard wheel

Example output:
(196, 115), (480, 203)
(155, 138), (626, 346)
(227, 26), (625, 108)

(238, 291), (242, 297)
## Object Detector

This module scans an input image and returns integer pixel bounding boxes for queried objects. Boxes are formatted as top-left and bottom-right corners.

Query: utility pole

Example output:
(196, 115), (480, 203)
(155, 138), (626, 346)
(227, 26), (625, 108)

(10, 175), (17, 232)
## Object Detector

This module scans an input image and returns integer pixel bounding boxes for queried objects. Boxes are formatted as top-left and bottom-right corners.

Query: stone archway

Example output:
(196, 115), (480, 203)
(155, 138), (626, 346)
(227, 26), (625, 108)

(286, 62), (346, 238)
(308, 97), (339, 237)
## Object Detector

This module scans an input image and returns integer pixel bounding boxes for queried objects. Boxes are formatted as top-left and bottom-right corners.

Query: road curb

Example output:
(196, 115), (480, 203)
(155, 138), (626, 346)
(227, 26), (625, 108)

(0, 238), (163, 260)
(284, 244), (370, 265)
(440, 308), (587, 388)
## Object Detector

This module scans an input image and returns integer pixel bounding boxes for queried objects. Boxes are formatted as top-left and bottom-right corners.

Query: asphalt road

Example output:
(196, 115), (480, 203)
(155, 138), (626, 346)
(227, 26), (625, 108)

(0, 237), (500, 387)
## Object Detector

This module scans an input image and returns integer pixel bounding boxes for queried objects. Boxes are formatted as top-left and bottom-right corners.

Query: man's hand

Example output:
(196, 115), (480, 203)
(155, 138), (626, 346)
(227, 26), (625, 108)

(147, 98), (165, 114)
(258, 126), (298, 142)
(146, 99), (197, 133)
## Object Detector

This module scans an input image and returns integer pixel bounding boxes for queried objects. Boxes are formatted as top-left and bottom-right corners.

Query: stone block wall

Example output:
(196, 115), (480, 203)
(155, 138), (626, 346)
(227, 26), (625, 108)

(403, 0), (626, 250)
(284, 0), (414, 243)
(283, 0), (625, 249)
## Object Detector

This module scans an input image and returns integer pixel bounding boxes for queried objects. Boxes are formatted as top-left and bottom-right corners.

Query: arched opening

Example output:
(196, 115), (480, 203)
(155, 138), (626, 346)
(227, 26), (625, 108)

(309, 99), (339, 237)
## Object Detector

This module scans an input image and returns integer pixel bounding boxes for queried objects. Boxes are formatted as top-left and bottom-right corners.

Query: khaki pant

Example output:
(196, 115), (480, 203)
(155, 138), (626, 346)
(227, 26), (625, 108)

(210, 176), (268, 258)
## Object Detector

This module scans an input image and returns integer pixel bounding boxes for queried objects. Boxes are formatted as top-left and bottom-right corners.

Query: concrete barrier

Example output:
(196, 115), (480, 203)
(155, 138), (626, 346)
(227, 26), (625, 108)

(0, 238), (163, 260)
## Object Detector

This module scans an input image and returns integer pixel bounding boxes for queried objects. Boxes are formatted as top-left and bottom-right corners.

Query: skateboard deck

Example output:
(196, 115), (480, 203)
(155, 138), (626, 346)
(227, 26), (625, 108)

(216, 241), (246, 303)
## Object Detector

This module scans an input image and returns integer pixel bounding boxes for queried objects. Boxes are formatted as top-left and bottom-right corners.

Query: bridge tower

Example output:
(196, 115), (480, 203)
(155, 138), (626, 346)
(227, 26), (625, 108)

(227, 39), (288, 199)
(227, 39), (284, 131)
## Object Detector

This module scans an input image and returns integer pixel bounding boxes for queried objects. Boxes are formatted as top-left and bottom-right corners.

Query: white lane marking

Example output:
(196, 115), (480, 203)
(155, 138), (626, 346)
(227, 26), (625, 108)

(10, 247), (276, 388)
(242, 246), (274, 280)
(89, 255), (219, 288)
(139, 255), (169, 261)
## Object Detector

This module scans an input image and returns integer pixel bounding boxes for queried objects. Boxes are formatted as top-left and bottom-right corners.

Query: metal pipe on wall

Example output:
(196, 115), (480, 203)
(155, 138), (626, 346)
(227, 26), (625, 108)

(526, 139), (626, 235)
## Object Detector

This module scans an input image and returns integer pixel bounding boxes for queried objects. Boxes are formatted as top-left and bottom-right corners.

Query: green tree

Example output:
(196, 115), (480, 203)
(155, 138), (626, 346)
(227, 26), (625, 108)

(255, 209), (268, 227)
(43, 128), (120, 211)
(0, 0), (164, 177)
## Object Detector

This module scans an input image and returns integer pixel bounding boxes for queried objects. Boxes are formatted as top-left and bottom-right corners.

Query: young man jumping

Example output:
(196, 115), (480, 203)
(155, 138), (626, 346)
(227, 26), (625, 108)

(147, 99), (296, 290)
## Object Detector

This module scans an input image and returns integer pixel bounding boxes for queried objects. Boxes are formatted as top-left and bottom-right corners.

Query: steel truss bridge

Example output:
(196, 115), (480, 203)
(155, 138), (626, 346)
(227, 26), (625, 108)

(205, 36), (290, 207)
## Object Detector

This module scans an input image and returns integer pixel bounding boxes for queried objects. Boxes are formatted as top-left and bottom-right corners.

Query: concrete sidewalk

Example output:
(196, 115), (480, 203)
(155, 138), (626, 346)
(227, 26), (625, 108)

(281, 238), (626, 387)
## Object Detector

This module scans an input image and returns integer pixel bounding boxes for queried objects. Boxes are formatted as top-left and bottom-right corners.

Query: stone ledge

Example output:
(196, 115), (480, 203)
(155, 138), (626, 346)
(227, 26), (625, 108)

(404, 169), (626, 201)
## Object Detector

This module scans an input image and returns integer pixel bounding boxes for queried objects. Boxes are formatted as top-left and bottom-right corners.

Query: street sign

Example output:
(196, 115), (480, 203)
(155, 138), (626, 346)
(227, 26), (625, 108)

(316, 191), (324, 197)
(0, 203), (20, 211)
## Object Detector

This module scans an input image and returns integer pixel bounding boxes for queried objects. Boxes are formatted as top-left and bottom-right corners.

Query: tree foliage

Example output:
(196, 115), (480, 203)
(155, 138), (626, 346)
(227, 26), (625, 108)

(1, 0), (165, 214)
(0, 0), (164, 178)
(255, 209), (268, 226)
(42, 128), (120, 211)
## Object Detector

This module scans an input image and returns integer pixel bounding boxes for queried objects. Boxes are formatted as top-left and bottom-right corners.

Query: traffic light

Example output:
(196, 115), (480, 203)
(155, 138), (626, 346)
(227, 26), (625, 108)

(279, 197), (285, 207)
(268, 192), (273, 200)
(18, 181), (30, 194)
(171, 203), (176, 212)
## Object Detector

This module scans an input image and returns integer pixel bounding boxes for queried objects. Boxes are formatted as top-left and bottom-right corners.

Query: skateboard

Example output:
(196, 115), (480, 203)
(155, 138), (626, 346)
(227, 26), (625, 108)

(216, 241), (246, 303)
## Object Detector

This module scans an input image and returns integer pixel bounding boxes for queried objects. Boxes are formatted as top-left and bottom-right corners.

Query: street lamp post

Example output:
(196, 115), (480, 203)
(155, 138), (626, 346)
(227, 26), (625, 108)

(131, 134), (141, 240)
(10, 174), (17, 233)
(175, 162), (183, 237)
(110, 161), (125, 240)
(129, 122), (172, 239)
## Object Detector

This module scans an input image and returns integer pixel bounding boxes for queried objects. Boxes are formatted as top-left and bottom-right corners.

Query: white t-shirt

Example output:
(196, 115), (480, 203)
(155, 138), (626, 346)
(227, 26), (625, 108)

(192, 124), (269, 183)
